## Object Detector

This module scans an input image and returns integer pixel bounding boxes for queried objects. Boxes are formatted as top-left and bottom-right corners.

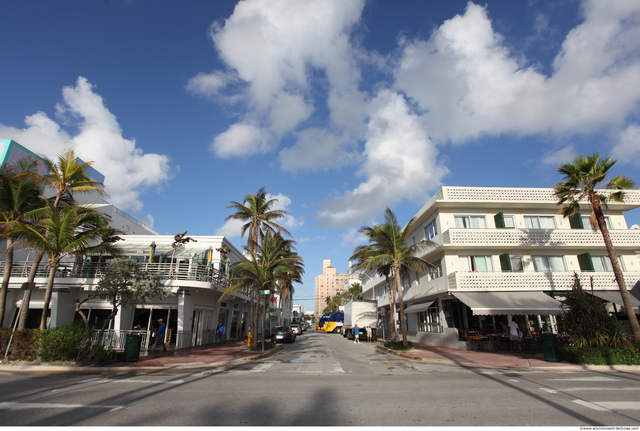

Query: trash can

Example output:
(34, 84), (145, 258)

(123, 334), (142, 362)
(541, 333), (561, 362)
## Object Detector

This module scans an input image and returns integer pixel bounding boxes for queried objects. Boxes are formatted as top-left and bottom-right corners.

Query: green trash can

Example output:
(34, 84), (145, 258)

(541, 333), (561, 362)
(123, 334), (142, 362)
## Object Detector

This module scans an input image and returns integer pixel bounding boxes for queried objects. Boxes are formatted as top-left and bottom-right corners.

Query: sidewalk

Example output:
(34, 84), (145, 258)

(377, 340), (640, 371)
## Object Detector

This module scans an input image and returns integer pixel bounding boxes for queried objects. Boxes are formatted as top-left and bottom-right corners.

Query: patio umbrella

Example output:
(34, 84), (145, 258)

(148, 242), (156, 263)
(207, 246), (213, 267)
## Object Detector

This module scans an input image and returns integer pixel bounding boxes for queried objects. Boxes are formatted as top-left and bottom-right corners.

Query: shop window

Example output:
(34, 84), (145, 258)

(454, 216), (486, 229)
(417, 303), (440, 333)
(532, 256), (566, 272)
(525, 215), (556, 229)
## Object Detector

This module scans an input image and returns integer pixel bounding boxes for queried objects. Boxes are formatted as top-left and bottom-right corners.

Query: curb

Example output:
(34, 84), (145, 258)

(0, 346), (285, 375)
(375, 345), (640, 372)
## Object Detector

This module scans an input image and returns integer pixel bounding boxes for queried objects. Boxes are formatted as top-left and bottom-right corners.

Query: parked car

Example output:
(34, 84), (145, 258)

(290, 324), (302, 335)
(271, 326), (296, 343)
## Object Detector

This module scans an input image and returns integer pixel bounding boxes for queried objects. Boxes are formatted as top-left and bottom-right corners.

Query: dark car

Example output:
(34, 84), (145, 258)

(271, 326), (296, 343)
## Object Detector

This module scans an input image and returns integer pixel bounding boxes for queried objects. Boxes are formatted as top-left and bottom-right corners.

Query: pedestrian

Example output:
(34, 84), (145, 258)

(216, 321), (226, 344)
(354, 323), (360, 344)
(151, 318), (167, 352)
(366, 325), (372, 342)
(509, 319), (521, 352)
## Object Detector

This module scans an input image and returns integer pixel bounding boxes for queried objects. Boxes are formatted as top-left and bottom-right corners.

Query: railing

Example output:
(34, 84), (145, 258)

(90, 329), (149, 351)
(447, 271), (640, 292)
(0, 261), (240, 292)
(441, 228), (640, 248)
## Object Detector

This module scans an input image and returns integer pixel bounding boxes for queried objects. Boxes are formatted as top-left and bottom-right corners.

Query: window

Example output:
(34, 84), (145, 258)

(510, 256), (524, 272)
(424, 220), (438, 240)
(428, 259), (443, 280)
(454, 216), (486, 229)
(460, 256), (493, 272)
(579, 253), (626, 272)
(417, 303), (440, 333)
(532, 256), (566, 272)
(494, 212), (515, 228)
(525, 216), (556, 229)
(499, 253), (523, 272)
(581, 216), (613, 230)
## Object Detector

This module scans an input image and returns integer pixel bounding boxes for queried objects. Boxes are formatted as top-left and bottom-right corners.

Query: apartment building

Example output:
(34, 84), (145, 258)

(315, 259), (350, 316)
(361, 186), (640, 350)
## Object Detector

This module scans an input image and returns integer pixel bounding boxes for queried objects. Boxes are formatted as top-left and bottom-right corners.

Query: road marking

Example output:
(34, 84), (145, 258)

(508, 379), (519, 382)
(572, 400), (640, 412)
(541, 386), (640, 394)
(250, 362), (275, 373)
(79, 378), (184, 384)
(548, 377), (619, 382)
(0, 402), (124, 412)
(333, 361), (345, 373)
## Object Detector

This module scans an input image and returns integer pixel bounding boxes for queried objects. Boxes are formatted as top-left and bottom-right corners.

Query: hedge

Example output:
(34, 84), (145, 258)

(560, 345), (640, 366)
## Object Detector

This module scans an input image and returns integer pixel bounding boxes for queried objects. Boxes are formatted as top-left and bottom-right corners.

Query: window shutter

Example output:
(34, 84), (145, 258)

(577, 252), (594, 271)
(499, 253), (512, 272)
(494, 212), (505, 228)
(569, 213), (584, 229)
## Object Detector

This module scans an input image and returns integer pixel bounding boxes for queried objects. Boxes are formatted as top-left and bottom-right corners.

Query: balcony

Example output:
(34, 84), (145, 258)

(447, 271), (640, 292)
(1, 261), (235, 291)
(440, 228), (640, 249)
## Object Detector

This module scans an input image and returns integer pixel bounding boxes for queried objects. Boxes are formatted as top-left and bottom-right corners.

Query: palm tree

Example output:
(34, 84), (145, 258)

(0, 158), (43, 327)
(555, 153), (640, 343)
(350, 208), (435, 347)
(221, 231), (299, 346)
(225, 188), (290, 347)
(8, 203), (123, 330)
(19, 150), (108, 330)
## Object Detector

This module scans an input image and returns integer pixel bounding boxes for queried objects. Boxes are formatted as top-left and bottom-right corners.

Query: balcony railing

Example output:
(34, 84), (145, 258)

(441, 228), (640, 249)
(447, 271), (640, 292)
(1, 261), (232, 289)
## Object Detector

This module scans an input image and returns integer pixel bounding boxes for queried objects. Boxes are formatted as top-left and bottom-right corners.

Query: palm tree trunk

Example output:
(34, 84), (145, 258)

(18, 252), (44, 330)
(40, 260), (58, 330)
(251, 285), (258, 348)
(393, 264), (408, 347)
(0, 239), (14, 327)
(593, 200), (640, 343)
(385, 274), (396, 342)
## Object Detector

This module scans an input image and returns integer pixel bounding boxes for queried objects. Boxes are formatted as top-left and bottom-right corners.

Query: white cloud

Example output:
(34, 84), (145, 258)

(394, 1), (640, 142)
(279, 128), (361, 173)
(541, 145), (577, 166)
(215, 192), (302, 238)
(339, 227), (367, 251)
(612, 123), (640, 167)
(190, 0), (368, 163)
(0, 77), (173, 217)
(317, 90), (449, 228)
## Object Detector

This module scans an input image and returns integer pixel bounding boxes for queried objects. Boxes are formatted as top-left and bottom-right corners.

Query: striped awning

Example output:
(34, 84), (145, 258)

(451, 291), (563, 316)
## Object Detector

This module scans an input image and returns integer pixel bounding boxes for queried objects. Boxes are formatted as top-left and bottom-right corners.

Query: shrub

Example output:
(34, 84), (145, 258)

(32, 321), (92, 362)
(0, 328), (39, 360)
(560, 345), (640, 365)
(249, 340), (276, 351)
(384, 340), (415, 351)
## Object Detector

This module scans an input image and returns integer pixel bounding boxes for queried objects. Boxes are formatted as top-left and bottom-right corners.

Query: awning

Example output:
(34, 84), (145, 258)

(404, 301), (434, 314)
(451, 291), (563, 316)
(588, 290), (640, 308)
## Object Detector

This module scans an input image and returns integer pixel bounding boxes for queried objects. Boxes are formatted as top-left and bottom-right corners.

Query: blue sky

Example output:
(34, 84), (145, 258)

(2, 0), (640, 313)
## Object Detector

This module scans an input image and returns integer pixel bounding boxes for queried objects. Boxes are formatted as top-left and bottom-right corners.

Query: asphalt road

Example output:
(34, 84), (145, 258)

(1, 329), (639, 426)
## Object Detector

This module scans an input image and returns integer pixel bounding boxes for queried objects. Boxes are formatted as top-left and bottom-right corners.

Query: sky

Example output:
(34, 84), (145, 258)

(2, 0), (640, 313)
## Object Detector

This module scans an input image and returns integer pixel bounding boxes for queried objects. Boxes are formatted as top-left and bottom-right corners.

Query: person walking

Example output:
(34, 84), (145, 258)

(151, 318), (167, 352)
(216, 322), (226, 344)
(354, 323), (360, 344)
(366, 325), (372, 342)
(509, 319), (521, 352)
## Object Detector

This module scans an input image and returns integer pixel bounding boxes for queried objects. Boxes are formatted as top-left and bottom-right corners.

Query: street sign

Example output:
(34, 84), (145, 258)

(259, 290), (270, 295)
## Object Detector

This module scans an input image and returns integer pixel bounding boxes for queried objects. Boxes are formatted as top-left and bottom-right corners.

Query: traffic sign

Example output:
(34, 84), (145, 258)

(259, 290), (270, 295)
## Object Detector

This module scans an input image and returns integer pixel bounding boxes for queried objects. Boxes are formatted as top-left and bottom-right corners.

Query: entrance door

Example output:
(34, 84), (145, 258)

(192, 310), (215, 346)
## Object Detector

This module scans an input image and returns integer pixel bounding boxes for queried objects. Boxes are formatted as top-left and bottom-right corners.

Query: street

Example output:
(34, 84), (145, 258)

(1, 329), (639, 426)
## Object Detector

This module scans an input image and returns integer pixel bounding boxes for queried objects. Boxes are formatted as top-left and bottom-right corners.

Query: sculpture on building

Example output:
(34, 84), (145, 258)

(172, 230), (197, 249)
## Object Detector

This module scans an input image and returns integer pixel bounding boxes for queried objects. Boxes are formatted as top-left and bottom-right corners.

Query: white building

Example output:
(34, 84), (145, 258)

(361, 186), (640, 350)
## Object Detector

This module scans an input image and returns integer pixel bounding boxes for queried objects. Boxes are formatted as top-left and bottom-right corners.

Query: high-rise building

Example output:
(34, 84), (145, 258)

(315, 259), (350, 316)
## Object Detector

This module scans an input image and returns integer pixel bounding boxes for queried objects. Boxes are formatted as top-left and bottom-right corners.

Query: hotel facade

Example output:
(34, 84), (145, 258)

(360, 187), (640, 350)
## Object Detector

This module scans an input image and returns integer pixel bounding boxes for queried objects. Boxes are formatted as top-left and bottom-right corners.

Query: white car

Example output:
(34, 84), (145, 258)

(290, 324), (303, 335)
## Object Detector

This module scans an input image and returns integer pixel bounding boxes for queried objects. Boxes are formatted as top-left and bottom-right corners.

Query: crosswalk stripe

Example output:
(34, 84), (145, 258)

(573, 400), (640, 411)
(541, 387), (640, 394)
(548, 377), (619, 382)
(0, 402), (124, 412)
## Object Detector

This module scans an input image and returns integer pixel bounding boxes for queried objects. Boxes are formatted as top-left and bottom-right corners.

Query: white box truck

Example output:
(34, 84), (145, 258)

(342, 300), (378, 341)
